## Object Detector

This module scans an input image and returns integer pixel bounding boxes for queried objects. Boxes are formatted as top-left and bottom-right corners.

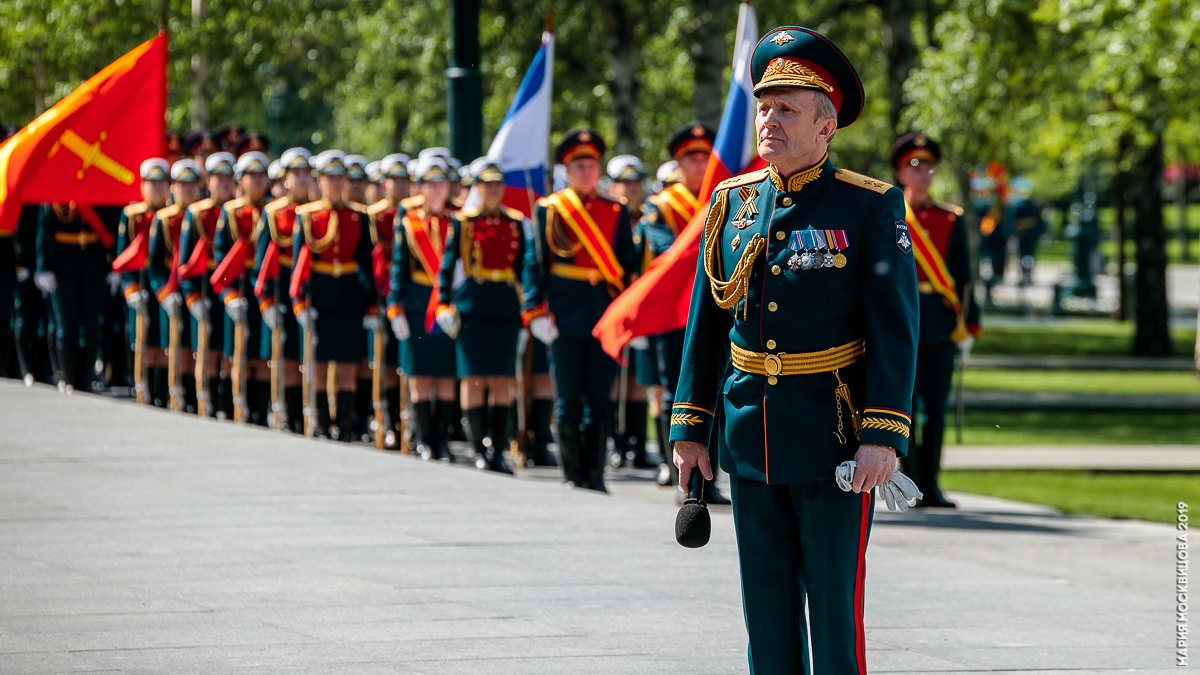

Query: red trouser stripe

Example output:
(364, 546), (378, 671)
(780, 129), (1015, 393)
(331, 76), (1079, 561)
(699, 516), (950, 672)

(854, 490), (871, 675)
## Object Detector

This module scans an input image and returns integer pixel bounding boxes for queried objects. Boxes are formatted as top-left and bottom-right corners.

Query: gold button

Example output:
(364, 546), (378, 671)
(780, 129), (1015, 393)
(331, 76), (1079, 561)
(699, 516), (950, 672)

(775, 231), (785, 241)
(767, 376), (778, 386)
(766, 339), (776, 349)
(781, 197), (793, 207)
(767, 302), (778, 312)
(771, 265), (781, 275)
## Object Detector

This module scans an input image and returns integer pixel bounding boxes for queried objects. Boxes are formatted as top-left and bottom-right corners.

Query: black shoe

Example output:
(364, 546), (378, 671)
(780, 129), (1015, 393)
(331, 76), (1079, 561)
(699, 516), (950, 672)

(703, 483), (731, 506)
(917, 486), (957, 508)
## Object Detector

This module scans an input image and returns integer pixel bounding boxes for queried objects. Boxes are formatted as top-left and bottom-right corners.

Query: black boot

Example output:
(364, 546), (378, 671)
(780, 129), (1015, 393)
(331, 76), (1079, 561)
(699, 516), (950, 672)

(609, 405), (628, 468)
(412, 400), (435, 460)
(465, 406), (491, 470)
(218, 375), (233, 420)
(285, 385), (303, 433)
(917, 440), (956, 508)
(182, 374), (198, 414)
(152, 366), (169, 408)
(554, 422), (585, 488)
(436, 399), (457, 462)
(335, 391), (356, 443)
(626, 400), (652, 468)
(529, 398), (557, 467)
(355, 378), (373, 441)
(203, 376), (220, 417)
(656, 414), (675, 487)
(582, 422), (608, 494)
(315, 391), (331, 439)
(384, 386), (401, 448)
(486, 404), (515, 474)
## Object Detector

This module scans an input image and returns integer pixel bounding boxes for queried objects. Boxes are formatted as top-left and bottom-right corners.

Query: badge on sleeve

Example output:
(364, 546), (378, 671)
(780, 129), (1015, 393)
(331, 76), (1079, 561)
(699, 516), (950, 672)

(895, 221), (912, 255)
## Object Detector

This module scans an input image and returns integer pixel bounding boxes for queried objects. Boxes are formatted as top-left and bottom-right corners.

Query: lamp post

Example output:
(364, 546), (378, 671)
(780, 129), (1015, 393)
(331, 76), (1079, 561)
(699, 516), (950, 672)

(447, 0), (483, 161)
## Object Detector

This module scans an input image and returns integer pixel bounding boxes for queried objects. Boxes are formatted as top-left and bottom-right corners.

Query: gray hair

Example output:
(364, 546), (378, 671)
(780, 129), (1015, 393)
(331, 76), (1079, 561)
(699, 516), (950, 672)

(812, 91), (838, 144)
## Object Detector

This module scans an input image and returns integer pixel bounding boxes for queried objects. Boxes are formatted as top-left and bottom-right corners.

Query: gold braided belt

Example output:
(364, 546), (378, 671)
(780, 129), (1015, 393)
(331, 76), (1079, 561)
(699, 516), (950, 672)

(730, 338), (865, 379)
(730, 338), (866, 444)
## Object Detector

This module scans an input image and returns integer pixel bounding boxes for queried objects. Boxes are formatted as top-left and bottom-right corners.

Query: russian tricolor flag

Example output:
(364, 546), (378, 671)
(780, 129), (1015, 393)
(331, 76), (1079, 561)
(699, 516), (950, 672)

(593, 2), (759, 360)
(487, 31), (554, 217)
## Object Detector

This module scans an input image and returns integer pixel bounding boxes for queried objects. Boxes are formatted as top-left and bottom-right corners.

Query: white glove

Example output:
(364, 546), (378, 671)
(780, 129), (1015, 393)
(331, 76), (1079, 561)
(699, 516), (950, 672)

(160, 292), (183, 317)
(34, 271), (57, 293)
(363, 314), (382, 332)
(106, 271), (122, 296)
(16, 266), (30, 282)
(124, 289), (150, 311)
(390, 314), (411, 340)
(435, 307), (461, 338)
(529, 316), (558, 345)
(629, 336), (650, 351)
(188, 296), (211, 322)
(262, 303), (285, 330)
(224, 296), (248, 323)
(834, 460), (923, 512)
(297, 307), (318, 331)
(957, 334), (975, 362)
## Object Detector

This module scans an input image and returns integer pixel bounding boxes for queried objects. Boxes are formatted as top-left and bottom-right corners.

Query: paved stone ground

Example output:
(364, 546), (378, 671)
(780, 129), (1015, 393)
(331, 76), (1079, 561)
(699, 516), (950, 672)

(0, 380), (1185, 674)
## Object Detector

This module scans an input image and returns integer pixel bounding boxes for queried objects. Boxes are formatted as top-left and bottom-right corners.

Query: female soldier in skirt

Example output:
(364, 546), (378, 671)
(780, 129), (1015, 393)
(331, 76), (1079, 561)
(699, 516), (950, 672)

(434, 158), (525, 474)
(387, 154), (459, 461)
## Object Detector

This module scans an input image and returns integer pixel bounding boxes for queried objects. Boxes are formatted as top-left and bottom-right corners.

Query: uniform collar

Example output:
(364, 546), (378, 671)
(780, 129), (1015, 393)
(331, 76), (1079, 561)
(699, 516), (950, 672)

(768, 153), (830, 192)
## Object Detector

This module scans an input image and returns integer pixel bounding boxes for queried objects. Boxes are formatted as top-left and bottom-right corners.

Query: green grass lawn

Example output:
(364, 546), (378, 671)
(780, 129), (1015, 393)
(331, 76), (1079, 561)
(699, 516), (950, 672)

(955, 409), (1200, 445)
(964, 368), (1200, 395)
(941, 469), (1198, 524)
(974, 319), (1197, 357)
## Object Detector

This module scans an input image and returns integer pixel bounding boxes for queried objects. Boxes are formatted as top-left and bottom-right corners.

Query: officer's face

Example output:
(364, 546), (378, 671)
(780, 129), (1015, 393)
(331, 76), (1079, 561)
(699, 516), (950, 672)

(346, 178), (367, 202)
(319, 174), (348, 202)
(897, 159), (935, 193)
(565, 157), (601, 194)
(479, 181), (505, 209)
(608, 179), (643, 206)
(755, 89), (836, 173)
(384, 177), (409, 201)
(420, 180), (451, 212)
(678, 152), (709, 191)
(172, 181), (200, 206)
(141, 179), (169, 207)
(209, 174), (236, 202)
(284, 169), (312, 199)
(240, 172), (269, 202)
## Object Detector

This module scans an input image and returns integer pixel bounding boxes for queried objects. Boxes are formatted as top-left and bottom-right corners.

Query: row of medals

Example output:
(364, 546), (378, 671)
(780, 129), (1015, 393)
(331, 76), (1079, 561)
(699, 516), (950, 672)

(788, 248), (847, 271)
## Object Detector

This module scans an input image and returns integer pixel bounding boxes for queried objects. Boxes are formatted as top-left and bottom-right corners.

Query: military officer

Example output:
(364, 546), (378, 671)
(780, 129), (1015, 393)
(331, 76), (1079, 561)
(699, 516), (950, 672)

(178, 151), (238, 417)
(387, 153), (459, 460)
(13, 204), (54, 386)
(148, 159), (203, 413)
(255, 147), (312, 432)
(889, 132), (981, 508)
(605, 154), (655, 471)
(212, 151), (272, 425)
(114, 158), (171, 406)
(671, 27), (918, 674)
(365, 153), (410, 446)
(35, 200), (117, 393)
(522, 129), (638, 492)
(343, 152), (375, 439)
(291, 151), (378, 441)
(434, 157), (527, 474)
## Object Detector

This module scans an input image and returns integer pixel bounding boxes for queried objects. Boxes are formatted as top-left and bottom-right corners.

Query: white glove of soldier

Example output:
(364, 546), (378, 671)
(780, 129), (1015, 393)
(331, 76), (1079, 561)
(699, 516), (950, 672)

(106, 271), (122, 296)
(629, 336), (650, 351)
(390, 314), (411, 340)
(34, 271), (57, 293)
(529, 316), (558, 345)
(957, 334), (975, 363)
(125, 288), (150, 311)
(160, 292), (183, 318)
(188, 296), (211, 322)
(362, 314), (382, 332)
(435, 307), (461, 338)
(834, 460), (923, 512)
(262, 303), (285, 330)
(224, 296), (249, 323)
(296, 307), (318, 331)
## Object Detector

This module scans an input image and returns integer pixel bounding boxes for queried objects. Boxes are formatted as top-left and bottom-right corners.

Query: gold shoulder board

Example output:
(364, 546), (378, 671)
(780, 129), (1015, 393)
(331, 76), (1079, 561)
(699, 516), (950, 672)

(714, 168), (770, 193)
(834, 169), (892, 194)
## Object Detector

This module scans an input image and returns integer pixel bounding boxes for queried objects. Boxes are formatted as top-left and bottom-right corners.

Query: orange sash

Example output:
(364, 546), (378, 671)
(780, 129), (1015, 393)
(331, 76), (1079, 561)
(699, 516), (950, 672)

(905, 200), (960, 313)
(402, 210), (444, 285)
(656, 183), (700, 235)
(546, 189), (625, 291)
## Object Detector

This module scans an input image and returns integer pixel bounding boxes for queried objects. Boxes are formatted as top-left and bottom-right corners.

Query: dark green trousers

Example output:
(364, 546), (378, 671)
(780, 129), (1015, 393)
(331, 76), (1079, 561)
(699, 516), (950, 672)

(730, 475), (875, 675)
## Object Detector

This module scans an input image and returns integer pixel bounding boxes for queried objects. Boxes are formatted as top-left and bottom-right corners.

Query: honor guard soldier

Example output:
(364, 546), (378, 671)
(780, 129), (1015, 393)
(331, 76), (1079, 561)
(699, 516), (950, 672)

(113, 158), (171, 406)
(889, 132), (981, 508)
(656, 160), (681, 188)
(35, 199), (117, 393)
(178, 151), (238, 417)
(343, 152), (375, 439)
(291, 151), (379, 441)
(605, 154), (655, 471)
(255, 148), (313, 433)
(671, 27), (919, 674)
(148, 159), (203, 412)
(212, 151), (272, 425)
(387, 154), (459, 460)
(522, 129), (638, 492)
(365, 153), (410, 446)
(13, 204), (54, 385)
(435, 158), (527, 474)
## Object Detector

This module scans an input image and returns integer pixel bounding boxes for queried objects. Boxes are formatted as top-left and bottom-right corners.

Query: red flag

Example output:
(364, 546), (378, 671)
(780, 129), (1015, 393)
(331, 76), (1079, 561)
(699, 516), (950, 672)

(0, 33), (168, 234)
(111, 230), (149, 272)
(371, 243), (389, 296)
(288, 244), (312, 302)
(209, 238), (249, 293)
(255, 241), (280, 299)
(157, 245), (182, 302)
(178, 237), (211, 280)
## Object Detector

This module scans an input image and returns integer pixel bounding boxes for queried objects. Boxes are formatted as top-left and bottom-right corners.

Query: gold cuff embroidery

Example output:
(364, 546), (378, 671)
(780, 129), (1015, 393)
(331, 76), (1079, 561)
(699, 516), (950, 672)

(670, 413), (705, 427)
(862, 417), (911, 438)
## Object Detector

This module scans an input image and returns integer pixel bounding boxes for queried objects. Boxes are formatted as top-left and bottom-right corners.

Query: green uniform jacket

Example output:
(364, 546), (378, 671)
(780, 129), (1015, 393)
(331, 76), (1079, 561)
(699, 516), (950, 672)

(668, 158), (919, 484)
